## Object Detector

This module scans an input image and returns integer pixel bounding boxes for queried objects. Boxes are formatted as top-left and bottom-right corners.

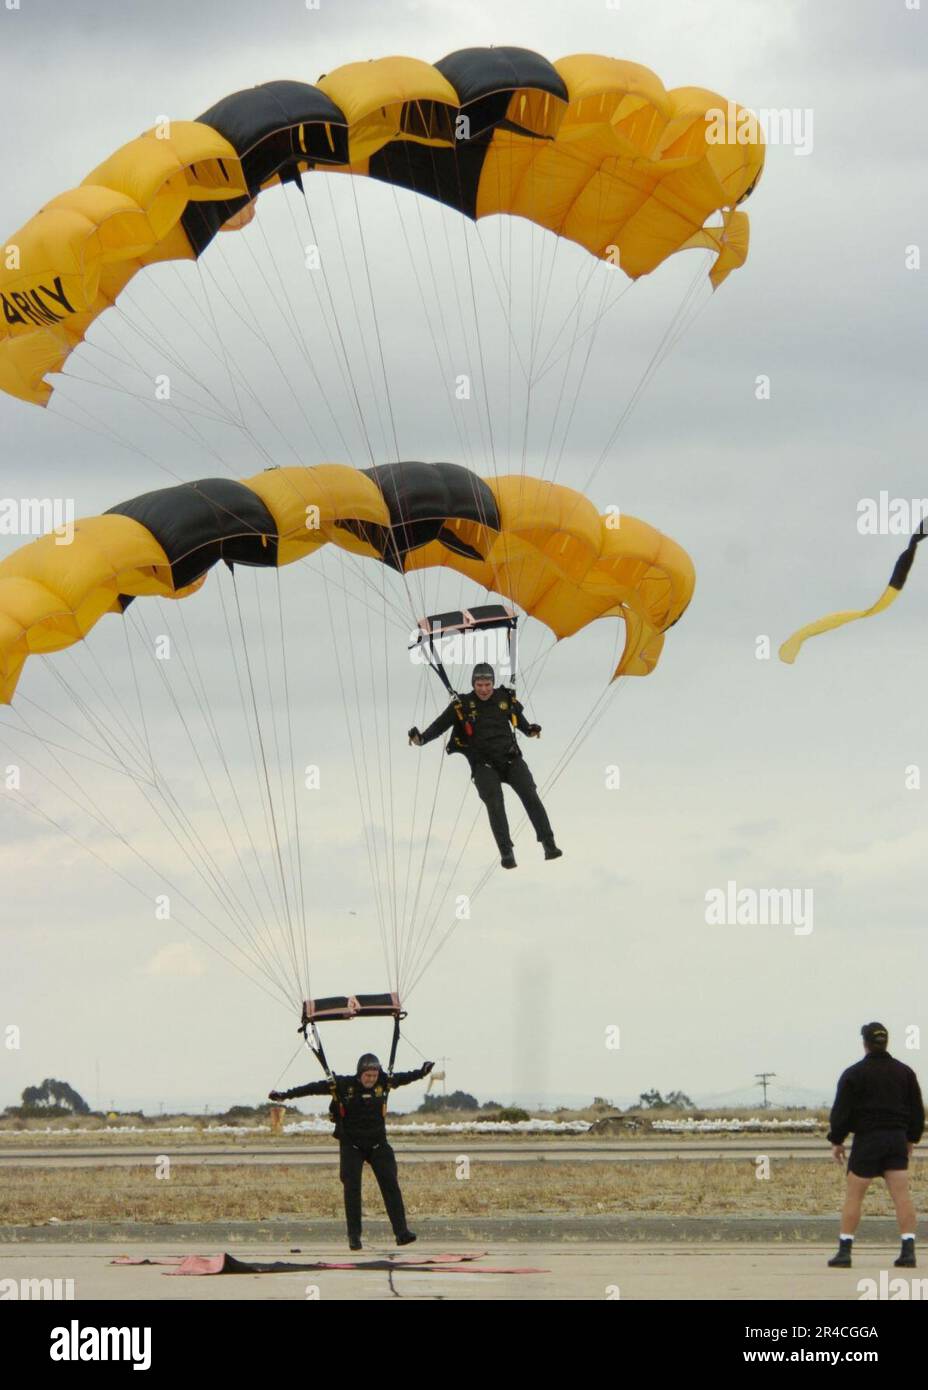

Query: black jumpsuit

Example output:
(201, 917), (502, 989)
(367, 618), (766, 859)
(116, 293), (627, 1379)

(827, 1051), (925, 1178)
(280, 1066), (428, 1239)
(418, 687), (554, 854)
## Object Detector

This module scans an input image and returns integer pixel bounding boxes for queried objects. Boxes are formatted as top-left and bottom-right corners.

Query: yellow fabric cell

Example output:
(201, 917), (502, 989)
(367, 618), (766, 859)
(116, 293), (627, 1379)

(84, 124), (246, 209)
(245, 464), (389, 564)
(317, 57), (459, 161)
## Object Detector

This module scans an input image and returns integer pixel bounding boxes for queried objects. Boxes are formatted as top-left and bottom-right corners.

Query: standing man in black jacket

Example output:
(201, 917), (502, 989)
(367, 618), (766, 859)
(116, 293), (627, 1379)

(826, 1022), (924, 1268)
(270, 1053), (433, 1250)
(408, 662), (562, 869)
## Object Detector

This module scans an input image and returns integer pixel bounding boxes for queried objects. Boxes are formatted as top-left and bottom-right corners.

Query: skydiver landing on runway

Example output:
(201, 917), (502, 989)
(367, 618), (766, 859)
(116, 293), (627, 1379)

(408, 663), (562, 870)
(270, 1054), (434, 1251)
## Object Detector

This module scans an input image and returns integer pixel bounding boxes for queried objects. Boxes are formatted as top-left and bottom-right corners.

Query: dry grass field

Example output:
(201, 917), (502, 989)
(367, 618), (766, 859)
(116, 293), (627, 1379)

(2, 1156), (924, 1225)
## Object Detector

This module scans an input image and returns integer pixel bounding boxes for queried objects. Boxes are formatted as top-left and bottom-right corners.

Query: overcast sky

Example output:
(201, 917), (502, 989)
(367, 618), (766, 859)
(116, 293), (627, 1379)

(1, 0), (926, 1115)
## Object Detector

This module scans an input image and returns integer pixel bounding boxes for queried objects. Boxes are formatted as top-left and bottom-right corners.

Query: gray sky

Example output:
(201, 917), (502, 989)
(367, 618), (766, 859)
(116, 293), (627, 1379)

(1, 0), (926, 1115)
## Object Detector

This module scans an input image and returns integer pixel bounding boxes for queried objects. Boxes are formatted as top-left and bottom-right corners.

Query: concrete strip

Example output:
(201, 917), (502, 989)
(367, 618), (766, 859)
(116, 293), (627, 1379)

(1, 1240), (922, 1302)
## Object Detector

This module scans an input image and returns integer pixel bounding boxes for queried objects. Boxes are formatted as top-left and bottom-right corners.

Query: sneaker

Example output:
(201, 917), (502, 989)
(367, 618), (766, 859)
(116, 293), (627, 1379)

(894, 1238), (916, 1268)
(543, 839), (563, 861)
(396, 1230), (417, 1246)
(500, 851), (517, 869)
(827, 1239), (852, 1268)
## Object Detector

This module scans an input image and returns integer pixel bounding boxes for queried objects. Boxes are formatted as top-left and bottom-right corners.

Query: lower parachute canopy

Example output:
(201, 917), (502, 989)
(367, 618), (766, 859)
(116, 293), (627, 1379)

(0, 460), (694, 702)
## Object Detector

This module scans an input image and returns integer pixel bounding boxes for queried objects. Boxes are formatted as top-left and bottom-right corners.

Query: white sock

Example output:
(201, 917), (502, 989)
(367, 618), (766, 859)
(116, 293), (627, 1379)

(839, 1234), (854, 1242)
(901, 1233), (915, 1241)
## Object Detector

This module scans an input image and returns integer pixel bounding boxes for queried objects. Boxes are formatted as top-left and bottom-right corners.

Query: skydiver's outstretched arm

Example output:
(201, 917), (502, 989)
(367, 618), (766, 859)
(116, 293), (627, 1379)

(268, 1078), (333, 1101)
(409, 703), (457, 746)
(388, 1062), (434, 1089)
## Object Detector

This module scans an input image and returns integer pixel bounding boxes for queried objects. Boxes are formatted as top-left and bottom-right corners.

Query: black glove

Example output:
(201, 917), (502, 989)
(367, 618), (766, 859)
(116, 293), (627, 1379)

(268, 1090), (286, 1102)
(527, 723), (541, 738)
(421, 1061), (435, 1075)
(408, 727), (423, 746)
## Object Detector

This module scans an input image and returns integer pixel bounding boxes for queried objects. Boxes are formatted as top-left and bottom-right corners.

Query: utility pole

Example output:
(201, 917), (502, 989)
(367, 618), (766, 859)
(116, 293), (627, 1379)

(755, 1072), (776, 1109)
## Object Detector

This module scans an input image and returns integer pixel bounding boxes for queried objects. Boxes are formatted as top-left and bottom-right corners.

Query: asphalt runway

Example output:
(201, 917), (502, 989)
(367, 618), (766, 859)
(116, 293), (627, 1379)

(0, 1137), (829, 1167)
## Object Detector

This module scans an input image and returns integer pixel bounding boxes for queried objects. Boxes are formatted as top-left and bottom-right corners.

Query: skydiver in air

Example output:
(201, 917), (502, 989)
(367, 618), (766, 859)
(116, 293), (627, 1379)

(269, 1054), (433, 1251)
(408, 662), (562, 869)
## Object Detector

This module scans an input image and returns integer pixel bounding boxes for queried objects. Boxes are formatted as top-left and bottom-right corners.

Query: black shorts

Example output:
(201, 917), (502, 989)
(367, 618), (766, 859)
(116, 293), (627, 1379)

(847, 1129), (909, 1179)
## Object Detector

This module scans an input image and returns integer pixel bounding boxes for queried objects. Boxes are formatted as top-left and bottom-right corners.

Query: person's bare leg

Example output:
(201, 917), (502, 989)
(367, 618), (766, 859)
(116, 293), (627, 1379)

(840, 1173), (872, 1235)
(884, 1168), (917, 1235)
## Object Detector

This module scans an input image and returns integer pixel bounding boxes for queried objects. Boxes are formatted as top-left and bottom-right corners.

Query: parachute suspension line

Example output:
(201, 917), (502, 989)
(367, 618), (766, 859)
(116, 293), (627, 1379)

(228, 567), (304, 996)
(318, 178), (394, 464)
(443, 149), (498, 477)
(1, 751), (293, 1010)
(277, 186), (378, 464)
(531, 269), (635, 387)
(131, 591), (286, 944)
(5, 697), (155, 779)
(396, 689), (464, 996)
(297, 184), (380, 466)
(319, 548), (392, 971)
(68, 258), (288, 471)
(400, 798), (485, 999)
(121, 600), (294, 995)
(582, 256), (712, 495)
(211, 577), (309, 947)
(297, 547), (411, 632)
(120, 608), (157, 780)
(392, 180), (480, 473)
(273, 566), (312, 999)
(43, 651), (154, 786)
(75, 312), (249, 436)
(182, 222), (327, 465)
(0, 708), (295, 1008)
(397, 671), (443, 968)
(374, 557), (402, 988)
(247, 564), (306, 991)
(224, 203), (339, 453)
(182, 198), (326, 461)
(347, 174), (403, 464)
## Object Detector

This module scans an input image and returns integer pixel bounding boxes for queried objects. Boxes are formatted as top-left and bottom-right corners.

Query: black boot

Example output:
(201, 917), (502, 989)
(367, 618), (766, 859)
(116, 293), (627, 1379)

(500, 849), (517, 869)
(542, 837), (563, 861)
(396, 1230), (417, 1246)
(348, 1235), (362, 1252)
(828, 1238), (853, 1268)
(894, 1238), (916, 1268)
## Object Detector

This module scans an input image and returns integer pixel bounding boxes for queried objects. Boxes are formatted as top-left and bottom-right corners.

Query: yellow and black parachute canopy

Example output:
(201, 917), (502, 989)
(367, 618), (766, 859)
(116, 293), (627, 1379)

(0, 46), (764, 405)
(0, 460), (695, 702)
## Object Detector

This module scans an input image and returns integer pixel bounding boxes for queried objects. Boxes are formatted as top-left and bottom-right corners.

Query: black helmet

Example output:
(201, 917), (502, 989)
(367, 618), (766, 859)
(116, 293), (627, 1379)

(471, 663), (494, 684)
(357, 1053), (381, 1075)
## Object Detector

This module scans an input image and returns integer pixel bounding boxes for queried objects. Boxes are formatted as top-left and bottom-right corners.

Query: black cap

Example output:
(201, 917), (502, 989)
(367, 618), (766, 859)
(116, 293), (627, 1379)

(357, 1053), (381, 1075)
(861, 1022), (889, 1047)
(471, 663), (494, 684)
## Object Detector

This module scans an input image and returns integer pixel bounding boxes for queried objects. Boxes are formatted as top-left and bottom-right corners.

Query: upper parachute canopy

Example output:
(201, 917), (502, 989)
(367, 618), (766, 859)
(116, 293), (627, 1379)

(0, 46), (763, 405)
(0, 460), (695, 702)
